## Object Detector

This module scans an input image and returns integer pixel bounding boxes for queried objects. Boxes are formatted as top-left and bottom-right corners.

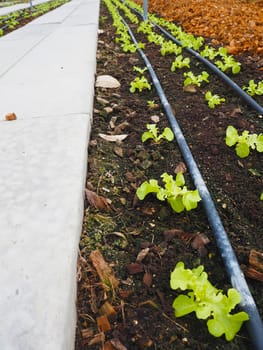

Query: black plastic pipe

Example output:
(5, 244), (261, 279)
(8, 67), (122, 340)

(120, 16), (263, 350)
(127, 4), (263, 116)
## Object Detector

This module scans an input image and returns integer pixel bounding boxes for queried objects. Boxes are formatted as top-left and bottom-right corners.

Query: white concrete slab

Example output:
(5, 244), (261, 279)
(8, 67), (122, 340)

(0, 0), (100, 348)
(0, 114), (90, 350)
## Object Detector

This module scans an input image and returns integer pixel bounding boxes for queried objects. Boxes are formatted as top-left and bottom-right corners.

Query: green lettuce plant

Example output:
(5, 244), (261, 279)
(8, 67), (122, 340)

(171, 55), (190, 72)
(184, 71), (209, 87)
(242, 80), (263, 96)
(205, 91), (225, 108)
(136, 172), (201, 213)
(130, 76), (151, 93)
(200, 46), (219, 60)
(171, 262), (249, 341)
(160, 41), (182, 56)
(215, 55), (241, 74)
(141, 124), (174, 143)
(225, 125), (263, 158)
(133, 66), (147, 74)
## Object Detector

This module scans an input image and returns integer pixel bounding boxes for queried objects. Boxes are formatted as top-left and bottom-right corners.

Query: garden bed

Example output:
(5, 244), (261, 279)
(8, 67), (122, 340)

(75, 1), (263, 349)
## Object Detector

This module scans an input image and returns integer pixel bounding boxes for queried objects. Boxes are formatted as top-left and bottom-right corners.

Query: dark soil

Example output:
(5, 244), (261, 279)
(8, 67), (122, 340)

(75, 1), (263, 349)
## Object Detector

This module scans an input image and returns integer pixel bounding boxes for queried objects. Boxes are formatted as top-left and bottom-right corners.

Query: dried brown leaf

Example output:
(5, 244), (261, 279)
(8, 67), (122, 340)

(113, 121), (130, 134)
(5, 112), (17, 121)
(143, 271), (153, 288)
(113, 145), (124, 158)
(99, 133), (128, 142)
(183, 84), (197, 93)
(97, 315), (111, 332)
(126, 262), (144, 274)
(85, 189), (111, 211)
(136, 247), (150, 262)
(175, 162), (187, 174)
(90, 250), (119, 290)
(88, 332), (105, 346)
(110, 338), (128, 350)
(191, 233), (210, 257)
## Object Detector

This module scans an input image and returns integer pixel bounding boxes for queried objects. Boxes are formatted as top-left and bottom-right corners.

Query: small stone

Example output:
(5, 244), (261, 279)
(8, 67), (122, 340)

(96, 75), (120, 88)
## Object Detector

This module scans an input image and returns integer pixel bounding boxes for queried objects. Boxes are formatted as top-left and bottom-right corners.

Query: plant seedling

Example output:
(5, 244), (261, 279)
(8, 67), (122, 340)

(133, 66), (147, 75)
(184, 71), (209, 87)
(215, 55), (241, 74)
(147, 100), (157, 108)
(242, 80), (263, 96)
(171, 55), (191, 72)
(260, 193), (263, 201)
(141, 124), (174, 143)
(160, 41), (182, 56)
(225, 125), (263, 158)
(136, 172), (201, 213)
(205, 91), (225, 108)
(130, 76), (151, 93)
(170, 262), (249, 341)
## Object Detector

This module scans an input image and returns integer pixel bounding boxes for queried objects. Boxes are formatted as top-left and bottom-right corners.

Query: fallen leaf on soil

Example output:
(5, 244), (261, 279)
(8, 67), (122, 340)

(163, 229), (210, 256)
(88, 332), (105, 346)
(231, 107), (242, 117)
(110, 338), (128, 350)
(81, 328), (94, 339)
(103, 341), (116, 350)
(112, 121), (130, 134)
(85, 189), (111, 211)
(143, 271), (153, 287)
(136, 247), (150, 262)
(100, 301), (117, 318)
(191, 233), (210, 257)
(5, 112), (17, 121)
(99, 133), (128, 142)
(113, 145), (124, 157)
(90, 250), (119, 290)
(126, 262), (144, 274)
(139, 300), (160, 310)
(183, 84), (197, 93)
(125, 171), (136, 182)
(97, 315), (111, 332)
(118, 289), (134, 299)
(175, 162), (187, 174)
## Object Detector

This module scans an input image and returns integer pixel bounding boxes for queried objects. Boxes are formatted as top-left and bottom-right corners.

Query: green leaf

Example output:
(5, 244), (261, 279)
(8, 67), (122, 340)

(207, 311), (249, 341)
(136, 180), (160, 200)
(163, 127), (174, 141)
(167, 196), (185, 213)
(236, 142), (250, 158)
(260, 193), (263, 201)
(256, 134), (263, 152)
(175, 172), (185, 187)
(172, 293), (197, 317)
(170, 262), (193, 290)
(141, 131), (154, 142)
(225, 125), (239, 146)
(182, 190), (201, 211)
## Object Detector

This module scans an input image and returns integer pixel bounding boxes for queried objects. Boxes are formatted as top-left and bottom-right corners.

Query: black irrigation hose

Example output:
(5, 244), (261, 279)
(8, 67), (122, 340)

(120, 16), (263, 350)
(129, 5), (263, 116)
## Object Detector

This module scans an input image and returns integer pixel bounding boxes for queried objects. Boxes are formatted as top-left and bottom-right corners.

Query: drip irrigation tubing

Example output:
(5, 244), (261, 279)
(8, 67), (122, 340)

(118, 14), (263, 350)
(126, 3), (263, 116)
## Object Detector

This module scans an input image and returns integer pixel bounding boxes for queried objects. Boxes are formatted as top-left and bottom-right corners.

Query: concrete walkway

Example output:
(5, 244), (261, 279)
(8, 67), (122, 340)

(0, 0), (99, 349)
